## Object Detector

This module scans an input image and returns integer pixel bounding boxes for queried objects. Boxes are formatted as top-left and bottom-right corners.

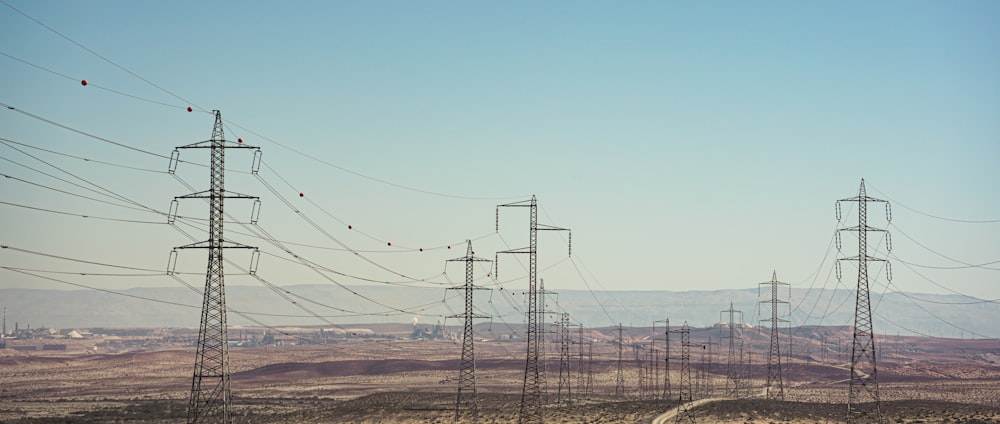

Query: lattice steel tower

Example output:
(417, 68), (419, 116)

(721, 302), (744, 398)
(837, 179), (890, 423)
(675, 322), (694, 422)
(615, 323), (625, 398)
(170, 111), (258, 424)
(661, 318), (671, 401)
(760, 271), (789, 401)
(496, 195), (570, 424)
(447, 240), (491, 421)
(556, 312), (572, 405)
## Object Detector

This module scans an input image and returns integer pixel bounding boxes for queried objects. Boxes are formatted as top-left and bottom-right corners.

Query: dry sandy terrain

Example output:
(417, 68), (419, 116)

(1, 325), (998, 422)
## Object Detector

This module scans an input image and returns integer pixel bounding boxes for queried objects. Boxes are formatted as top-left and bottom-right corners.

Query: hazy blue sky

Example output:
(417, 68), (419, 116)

(1, 1), (998, 328)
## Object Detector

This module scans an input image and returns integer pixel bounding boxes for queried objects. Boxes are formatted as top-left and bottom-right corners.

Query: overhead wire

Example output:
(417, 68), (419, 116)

(0, 0), (201, 110)
(890, 223), (1000, 271)
(3, 6), (520, 201)
(0, 50), (185, 110)
(3, 22), (550, 328)
(868, 184), (1000, 224)
(0, 136), (167, 174)
(1, 5), (563, 338)
(0, 199), (165, 225)
(2, 101), (176, 160)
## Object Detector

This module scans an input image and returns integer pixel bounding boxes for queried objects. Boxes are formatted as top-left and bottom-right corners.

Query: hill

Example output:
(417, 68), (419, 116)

(0, 285), (994, 339)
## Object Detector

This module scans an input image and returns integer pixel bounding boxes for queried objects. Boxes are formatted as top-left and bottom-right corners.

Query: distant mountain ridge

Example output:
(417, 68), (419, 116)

(0, 285), (994, 338)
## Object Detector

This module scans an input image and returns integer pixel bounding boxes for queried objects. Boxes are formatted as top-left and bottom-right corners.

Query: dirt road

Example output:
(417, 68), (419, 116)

(648, 398), (723, 424)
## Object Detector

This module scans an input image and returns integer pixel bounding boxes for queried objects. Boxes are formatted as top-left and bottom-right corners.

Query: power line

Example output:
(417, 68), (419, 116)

(0, 0), (201, 110)
(1, 266), (197, 309)
(227, 120), (526, 201)
(890, 223), (1000, 271)
(0, 200), (166, 225)
(4, 10), (524, 202)
(0, 136), (167, 174)
(868, 184), (1000, 224)
(0, 50), (185, 110)
(885, 256), (999, 304)
(2, 101), (175, 160)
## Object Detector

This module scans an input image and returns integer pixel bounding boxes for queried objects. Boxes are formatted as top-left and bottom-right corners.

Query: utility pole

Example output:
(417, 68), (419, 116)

(447, 240), (491, 421)
(721, 303), (744, 398)
(837, 179), (890, 423)
(496, 195), (570, 424)
(170, 111), (259, 424)
(615, 323), (625, 398)
(760, 271), (789, 401)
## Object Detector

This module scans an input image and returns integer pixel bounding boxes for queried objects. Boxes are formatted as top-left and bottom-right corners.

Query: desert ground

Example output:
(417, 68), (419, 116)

(1, 324), (998, 423)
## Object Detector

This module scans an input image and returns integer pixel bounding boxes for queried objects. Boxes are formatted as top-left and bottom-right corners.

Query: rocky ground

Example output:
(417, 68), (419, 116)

(1, 328), (998, 423)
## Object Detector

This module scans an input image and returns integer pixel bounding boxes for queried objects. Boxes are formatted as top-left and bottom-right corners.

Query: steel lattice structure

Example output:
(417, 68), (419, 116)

(447, 240), (491, 421)
(556, 312), (572, 405)
(662, 318), (671, 401)
(615, 323), (625, 398)
(496, 195), (569, 424)
(170, 111), (258, 424)
(675, 322), (694, 422)
(760, 271), (789, 401)
(721, 302), (744, 398)
(838, 179), (890, 423)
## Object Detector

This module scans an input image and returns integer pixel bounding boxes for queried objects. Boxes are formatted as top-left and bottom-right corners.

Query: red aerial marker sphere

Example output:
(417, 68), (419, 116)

(419, 248), (423, 252)
(299, 192), (304, 197)
(187, 106), (193, 112)
(237, 137), (243, 143)
(387, 242), (392, 247)
(447, 245), (451, 249)
(348, 225), (352, 230)
(80, 79), (88, 86)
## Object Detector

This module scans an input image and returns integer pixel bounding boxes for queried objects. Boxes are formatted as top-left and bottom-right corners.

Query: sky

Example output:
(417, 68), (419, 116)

(1, 1), (998, 327)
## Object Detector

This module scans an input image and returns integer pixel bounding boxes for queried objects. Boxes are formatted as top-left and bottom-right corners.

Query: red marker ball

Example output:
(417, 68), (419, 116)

(387, 242), (392, 247)
(419, 248), (423, 252)
(299, 192), (304, 197)
(238, 137), (243, 143)
(348, 225), (352, 230)
(187, 106), (193, 112)
(81, 79), (88, 86)
(447, 245), (451, 249)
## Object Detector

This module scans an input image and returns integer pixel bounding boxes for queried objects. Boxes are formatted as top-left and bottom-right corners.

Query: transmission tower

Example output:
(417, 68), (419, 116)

(721, 303), (744, 398)
(496, 195), (570, 424)
(538, 279), (556, 402)
(837, 179), (890, 423)
(759, 271), (789, 401)
(170, 110), (259, 424)
(615, 323), (625, 398)
(699, 339), (710, 398)
(585, 341), (594, 397)
(675, 322), (694, 422)
(447, 240), (491, 421)
(556, 312), (572, 405)
(575, 324), (586, 400)
(635, 342), (645, 400)
(662, 318), (671, 401)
